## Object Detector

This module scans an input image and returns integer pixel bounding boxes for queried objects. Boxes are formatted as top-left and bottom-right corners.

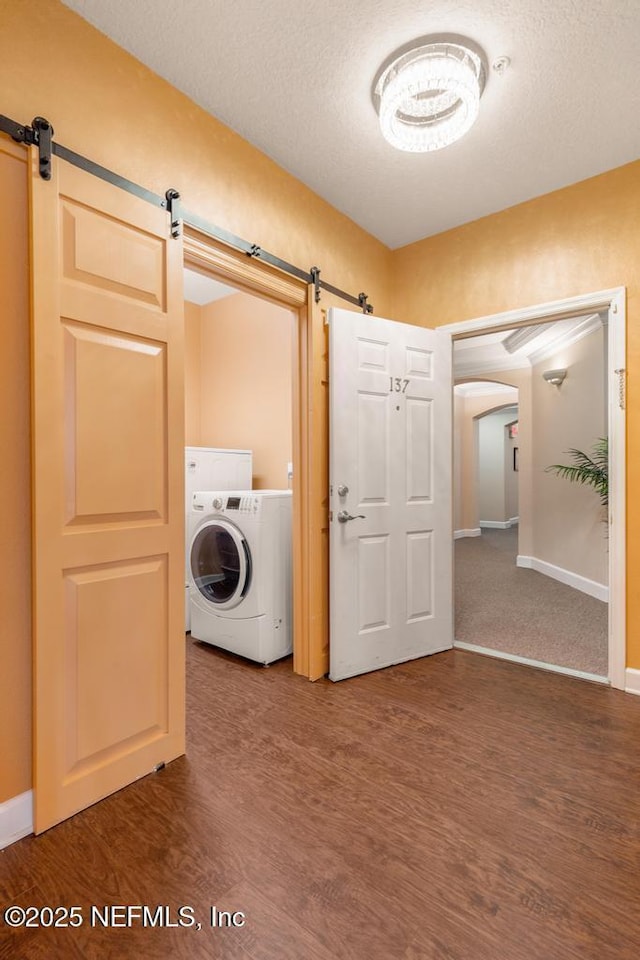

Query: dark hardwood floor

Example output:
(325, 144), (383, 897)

(2, 641), (640, 959)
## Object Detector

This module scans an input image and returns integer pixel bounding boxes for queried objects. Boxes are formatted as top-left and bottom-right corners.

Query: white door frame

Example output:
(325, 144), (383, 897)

(437, 287), (626, 691)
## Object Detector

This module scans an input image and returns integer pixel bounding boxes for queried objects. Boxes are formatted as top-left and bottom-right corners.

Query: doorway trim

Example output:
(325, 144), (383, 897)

(183, 227), (319, 679)
(438, 287), (626, 691)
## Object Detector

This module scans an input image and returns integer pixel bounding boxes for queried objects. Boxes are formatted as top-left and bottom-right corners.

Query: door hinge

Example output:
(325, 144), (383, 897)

(614, 368), (626, 409)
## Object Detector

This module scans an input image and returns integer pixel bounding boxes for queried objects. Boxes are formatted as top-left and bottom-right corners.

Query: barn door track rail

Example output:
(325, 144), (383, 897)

(0, 112), (373, 314)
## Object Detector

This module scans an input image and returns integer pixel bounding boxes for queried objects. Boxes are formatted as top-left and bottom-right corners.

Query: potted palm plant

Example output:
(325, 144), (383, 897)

(545, 437), (608, 507)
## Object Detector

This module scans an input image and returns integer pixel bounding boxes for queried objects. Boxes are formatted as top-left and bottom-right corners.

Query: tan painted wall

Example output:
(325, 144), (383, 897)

(532, 329), (607, 585)
(184, 301), (202, 446)
(0, 143), (31, 804)
(394, 162), (640, 666)
(198, 294), (293, 489)
(0, 0), (393, 804)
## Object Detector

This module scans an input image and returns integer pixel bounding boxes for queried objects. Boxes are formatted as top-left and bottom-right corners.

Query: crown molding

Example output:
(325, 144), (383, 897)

(454, 382), (519, 398)
(528, 313), (602, 366)
(453, 355), (530, 377)
(453, 313), (602, 378)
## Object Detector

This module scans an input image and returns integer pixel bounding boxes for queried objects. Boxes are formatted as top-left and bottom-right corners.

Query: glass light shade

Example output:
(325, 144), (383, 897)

(375, 40), (486, 153)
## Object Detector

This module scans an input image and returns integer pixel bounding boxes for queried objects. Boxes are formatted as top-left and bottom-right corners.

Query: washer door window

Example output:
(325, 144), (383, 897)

(191, 520), (251, 610)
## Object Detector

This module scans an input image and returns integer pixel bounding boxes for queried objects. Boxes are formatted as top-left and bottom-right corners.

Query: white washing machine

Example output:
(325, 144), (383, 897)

(184, 447), (253, 631)
(188, 490), (292, 664)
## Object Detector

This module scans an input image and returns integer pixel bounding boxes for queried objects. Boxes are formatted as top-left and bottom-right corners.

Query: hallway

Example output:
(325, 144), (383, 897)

(455, 527), (608, 676)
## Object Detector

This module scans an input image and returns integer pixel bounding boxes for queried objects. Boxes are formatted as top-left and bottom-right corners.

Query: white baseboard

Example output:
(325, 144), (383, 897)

(479, 518), (519, 529)
(454, 528), (481, 539)
(625, 668), (640, 696)
(454, 640), (608, 685)
(516, 555), (608, 603)
(0, 790), (33, 850)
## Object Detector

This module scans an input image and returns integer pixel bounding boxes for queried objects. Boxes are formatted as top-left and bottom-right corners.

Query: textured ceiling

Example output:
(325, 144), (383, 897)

(61, 0), (640, 248)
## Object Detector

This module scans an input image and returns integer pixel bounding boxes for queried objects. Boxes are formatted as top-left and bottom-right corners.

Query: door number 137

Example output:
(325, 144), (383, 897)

(389, 377), (409, 393)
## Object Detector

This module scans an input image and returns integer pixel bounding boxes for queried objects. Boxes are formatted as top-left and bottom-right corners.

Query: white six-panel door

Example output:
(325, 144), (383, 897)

(329, 308), (452, 681)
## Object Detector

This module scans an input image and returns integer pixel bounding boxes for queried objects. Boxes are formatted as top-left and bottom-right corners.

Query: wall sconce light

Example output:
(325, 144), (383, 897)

(543, 368), (567, 386)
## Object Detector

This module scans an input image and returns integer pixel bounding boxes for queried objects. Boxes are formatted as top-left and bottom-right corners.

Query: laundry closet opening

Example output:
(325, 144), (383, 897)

(183, 265), (296, 669)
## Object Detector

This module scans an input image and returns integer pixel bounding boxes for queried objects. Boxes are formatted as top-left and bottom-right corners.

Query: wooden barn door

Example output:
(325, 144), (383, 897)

(30, 151), (185, 832)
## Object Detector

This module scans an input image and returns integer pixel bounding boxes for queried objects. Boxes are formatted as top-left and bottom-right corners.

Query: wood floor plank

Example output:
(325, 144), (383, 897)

(0, 884), (86, 960)
(2, 643), (640, 959)
(180, 709), (631, 959)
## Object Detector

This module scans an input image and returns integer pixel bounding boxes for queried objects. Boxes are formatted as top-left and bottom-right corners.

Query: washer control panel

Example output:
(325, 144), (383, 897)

(223, 495), (258, 514)
(192, 492), (260, 516)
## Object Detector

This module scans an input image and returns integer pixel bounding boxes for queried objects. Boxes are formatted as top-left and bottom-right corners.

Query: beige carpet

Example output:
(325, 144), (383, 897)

(454, 527), (608, 676)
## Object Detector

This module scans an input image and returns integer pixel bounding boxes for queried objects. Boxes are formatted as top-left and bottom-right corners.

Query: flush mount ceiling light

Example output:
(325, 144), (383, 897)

(373, 35), (487, 153)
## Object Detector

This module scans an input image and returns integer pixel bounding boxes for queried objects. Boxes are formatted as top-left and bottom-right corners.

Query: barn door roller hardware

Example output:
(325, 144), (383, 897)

(358, 292), (373, 315)
(310, 266), (321, 303)
(315, 276), (375, 313)
(0, 110), (373, 314)
(165, 189), (181, 239)
(1, 115), (53, 180)
(32, 117), (53, 180)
